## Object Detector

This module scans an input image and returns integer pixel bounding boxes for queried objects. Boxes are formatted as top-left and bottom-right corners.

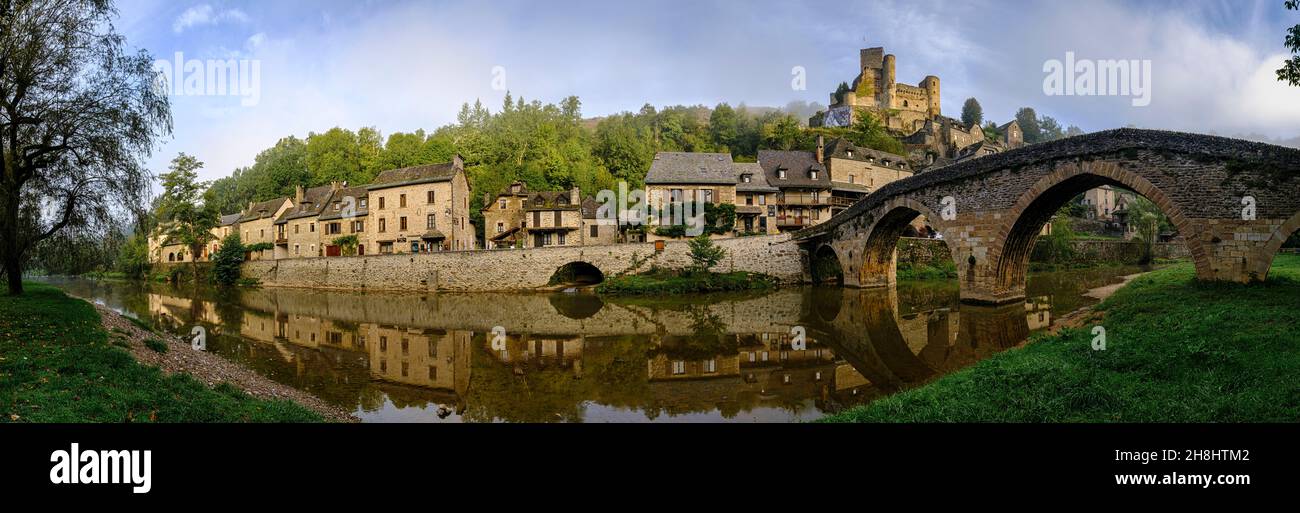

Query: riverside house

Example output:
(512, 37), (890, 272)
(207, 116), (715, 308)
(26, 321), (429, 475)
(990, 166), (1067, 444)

(239, 197), (294, 260)
(481, 181), (616, 248)
(318, 185), (371, 256)
(148, 213), (241, 264)
(643, 152), (739, 241)
(366, 156), (476, 254)
(733, 162), (779, 235)
(821, 137), (913, 216)
(274, 184), (337, 259)
(756, 149), (833, 232)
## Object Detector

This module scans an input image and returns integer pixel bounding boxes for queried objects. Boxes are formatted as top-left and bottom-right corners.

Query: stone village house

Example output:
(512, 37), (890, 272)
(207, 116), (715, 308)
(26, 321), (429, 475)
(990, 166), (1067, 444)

(481, 181), (616, 249)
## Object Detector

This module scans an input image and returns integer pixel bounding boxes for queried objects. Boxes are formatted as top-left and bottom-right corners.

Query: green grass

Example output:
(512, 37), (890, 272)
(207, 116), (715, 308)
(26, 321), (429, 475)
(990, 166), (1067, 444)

(143, 338), (168, 353)
(0, 283), (324, 422)
(597, 270), (777, 295)
(822, 253), (1300, 422)
(896, 261), (958, 281)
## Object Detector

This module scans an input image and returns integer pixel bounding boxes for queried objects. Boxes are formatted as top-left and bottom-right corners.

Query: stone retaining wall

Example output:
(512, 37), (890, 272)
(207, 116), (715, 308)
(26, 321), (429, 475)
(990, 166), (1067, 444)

(242, 234), (803, 292)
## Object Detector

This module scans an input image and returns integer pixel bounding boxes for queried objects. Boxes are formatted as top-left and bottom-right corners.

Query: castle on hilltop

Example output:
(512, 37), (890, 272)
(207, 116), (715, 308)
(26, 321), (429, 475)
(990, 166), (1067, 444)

(810, 47), (940, 133)
(810, 46), (1023, 170)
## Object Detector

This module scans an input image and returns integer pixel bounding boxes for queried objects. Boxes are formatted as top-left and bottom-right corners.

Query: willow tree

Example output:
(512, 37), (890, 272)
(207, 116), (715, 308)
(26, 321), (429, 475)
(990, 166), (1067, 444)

(0, 0), (171, 295)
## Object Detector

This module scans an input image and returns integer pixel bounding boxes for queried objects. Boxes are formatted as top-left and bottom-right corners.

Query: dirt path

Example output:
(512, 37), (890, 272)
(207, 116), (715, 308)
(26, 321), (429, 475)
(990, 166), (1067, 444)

(91, 302), (358, 422)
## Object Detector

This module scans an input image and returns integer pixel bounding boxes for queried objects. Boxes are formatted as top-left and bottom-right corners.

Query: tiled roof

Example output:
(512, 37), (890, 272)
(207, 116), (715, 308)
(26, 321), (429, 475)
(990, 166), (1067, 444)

(757, 150), (829, 189)
(218, 213), (242, 226)
(734, 162), (777, 193)
(823, 138), (911, 171)
(275, 185), (334, 224)
(580, 196), (604, 219)
(368, 161), (459, 190)
(523, 191), (580, 211)
(645, 152), (737, 185)
(318, 186), (370, 221)
(238, 197), (291, 223)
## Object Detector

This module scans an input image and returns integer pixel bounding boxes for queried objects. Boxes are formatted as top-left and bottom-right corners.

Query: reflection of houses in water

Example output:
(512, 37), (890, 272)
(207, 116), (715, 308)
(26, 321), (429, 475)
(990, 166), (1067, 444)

(361, 326), (471, 394)
(147, 293), (226, 335)
(488, 334), (585, 373)
(1025, 296), (1052, 330)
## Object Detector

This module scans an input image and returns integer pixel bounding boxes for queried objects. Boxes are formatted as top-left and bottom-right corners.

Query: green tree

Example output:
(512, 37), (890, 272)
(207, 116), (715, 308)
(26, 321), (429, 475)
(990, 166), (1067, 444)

(1280, 0), (1300, 86)
(306, 127), (366, 186)
(1039, 116), (1065, 142)
(156, 154), (218, 282)
(850, 109), (906, 155)
(687, 234), (727, 273)
(116, 232), (152, 280)
(211, 233), (246, 286)
(1015, 107), (1043, 144)
(331, 234), (359, 256)
(1126, 196), (1169, 264)
(833, 82), (851, 104)
(0, 0), (172, 294)
(961, 97), (983, 127)
(760, 114), (802, 150)
(709, 103), (739, 150)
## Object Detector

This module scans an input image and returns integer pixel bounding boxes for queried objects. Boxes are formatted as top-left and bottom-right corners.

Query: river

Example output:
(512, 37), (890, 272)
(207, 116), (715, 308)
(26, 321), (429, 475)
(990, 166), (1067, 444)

(39, 265), (1150, 422)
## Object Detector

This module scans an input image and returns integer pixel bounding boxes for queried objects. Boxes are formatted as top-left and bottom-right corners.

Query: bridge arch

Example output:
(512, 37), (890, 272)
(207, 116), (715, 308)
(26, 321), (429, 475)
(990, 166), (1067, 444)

(857, 197), (957, 289)
(989, 161), (1209, 301)
(810, 244), (844, 285)
(548, 261), (605, 286)
(1253, 209), (1300, 280)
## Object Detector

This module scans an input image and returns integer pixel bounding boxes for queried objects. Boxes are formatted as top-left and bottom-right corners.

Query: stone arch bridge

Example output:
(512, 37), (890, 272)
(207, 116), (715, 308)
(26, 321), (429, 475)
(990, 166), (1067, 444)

(794, 129), (1300, 304)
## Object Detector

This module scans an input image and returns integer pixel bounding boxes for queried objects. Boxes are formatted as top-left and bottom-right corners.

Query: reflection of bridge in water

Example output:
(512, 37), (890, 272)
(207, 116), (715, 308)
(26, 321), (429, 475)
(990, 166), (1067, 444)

(128, 282), (1051, 422)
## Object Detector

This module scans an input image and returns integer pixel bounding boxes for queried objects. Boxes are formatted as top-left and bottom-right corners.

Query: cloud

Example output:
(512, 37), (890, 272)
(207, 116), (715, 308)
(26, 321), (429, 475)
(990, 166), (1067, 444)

(172, 4), (250, 34)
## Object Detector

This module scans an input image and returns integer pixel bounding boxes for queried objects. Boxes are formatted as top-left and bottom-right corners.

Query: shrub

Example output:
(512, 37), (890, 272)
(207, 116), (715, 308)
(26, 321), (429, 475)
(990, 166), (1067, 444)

(688, 234), (726, 273)
(211, 233), (246, 286)
(144, 338), (168, 353)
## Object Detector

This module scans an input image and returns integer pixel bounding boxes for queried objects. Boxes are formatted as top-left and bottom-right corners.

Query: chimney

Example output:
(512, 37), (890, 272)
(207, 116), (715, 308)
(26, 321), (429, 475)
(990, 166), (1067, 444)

(483, 192), (490, 205)
(247, 201), (255, 212)
(815, 135), (825, 164)
(570, 186), (580, 205)
(295, 185), (304, 203)
(452, 153), (464, 170)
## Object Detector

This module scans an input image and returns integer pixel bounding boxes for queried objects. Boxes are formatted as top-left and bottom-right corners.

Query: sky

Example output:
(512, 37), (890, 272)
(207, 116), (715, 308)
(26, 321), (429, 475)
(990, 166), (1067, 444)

(112, 0), (1300, 185)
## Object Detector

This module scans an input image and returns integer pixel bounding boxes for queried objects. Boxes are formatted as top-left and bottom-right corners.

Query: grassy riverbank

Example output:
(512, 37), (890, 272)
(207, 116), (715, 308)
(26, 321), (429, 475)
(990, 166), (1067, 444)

(0, 283), (324, 422)
(823, 253), (1300, 422)
(597, 270), (777, 295)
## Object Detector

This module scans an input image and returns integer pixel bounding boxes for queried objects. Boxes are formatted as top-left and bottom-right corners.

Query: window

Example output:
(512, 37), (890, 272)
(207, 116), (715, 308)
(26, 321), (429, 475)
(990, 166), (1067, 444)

(848, 174), (855, 184)
(294, 244), (300, 255)
(309, 223), (315, 233)
(427, 214), (436, 229)
(701, 189), (713, 204)
(499, 199), (506, 209)
(810, 170), (819, 180)
(589, 225), (598, 238)
(428, 366), (437, 380)
(557, 232), (566, 245)
(294, 225), (299, 234)
(496, 222), (504, 234)
(533, 211), (541, 227)
(379, 242), (393, 254)
(427, 191), (435, 204)
(401, 339), (409, 355)
(399, 194), (406, 208)
(399, 217), (407, 231)
(745, 194), (753, 206)
(553, 211), (561, 226)
(759, 195), (766, 205)
(378, 218), (386, 233)
(360, 198), (367, 208)
(401, 362), (408, 377)
(777, 169), (786, 179)
(812, 209), (820, 220)
(378, 197), (385, 209)
(672, 361), (685, 375)
(704, 359), (717, 373)
(355, 220), (364, 232)
(741, 174), (751, 183)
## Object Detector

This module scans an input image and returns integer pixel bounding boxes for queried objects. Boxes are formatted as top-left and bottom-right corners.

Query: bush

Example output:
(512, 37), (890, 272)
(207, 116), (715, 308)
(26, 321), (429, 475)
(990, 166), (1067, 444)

(144, 338), (168, 353)
(688, 234), (726, 273)
(211, 233), (246, 286)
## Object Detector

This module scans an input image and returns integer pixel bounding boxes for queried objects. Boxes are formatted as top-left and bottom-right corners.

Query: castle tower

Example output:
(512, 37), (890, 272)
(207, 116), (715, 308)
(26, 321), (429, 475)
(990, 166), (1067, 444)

(882, 53), (897, 108)
(922, 75), (941, 117)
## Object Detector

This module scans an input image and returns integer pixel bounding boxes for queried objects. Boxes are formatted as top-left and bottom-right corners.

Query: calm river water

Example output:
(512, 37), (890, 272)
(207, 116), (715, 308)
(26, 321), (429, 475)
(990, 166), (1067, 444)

(41, 266), (1149, 422)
